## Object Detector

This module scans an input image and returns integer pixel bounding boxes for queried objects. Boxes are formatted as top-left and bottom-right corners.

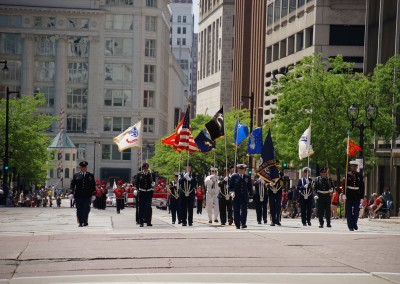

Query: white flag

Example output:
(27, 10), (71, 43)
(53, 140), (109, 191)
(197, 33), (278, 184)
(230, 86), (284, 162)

(113, 121), (142, 152)
(113, 180), (117, 190)
(298, 125), (314, 160)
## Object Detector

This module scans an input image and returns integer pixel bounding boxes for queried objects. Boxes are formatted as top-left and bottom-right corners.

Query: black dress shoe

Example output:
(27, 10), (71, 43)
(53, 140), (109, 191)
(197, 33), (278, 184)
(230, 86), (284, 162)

(214, 219), (219, 223)
(349, 228), (354, 231)
(276, 221), (281, 226)
(182, 223), (187, 226)
(221, 223), (225, 225)
(303, 223), (307, 226)
(354, 224), (358, 230)
(263, 220), (268, 224)
(140, 224), (144, 227)
(319, 225), (324, 228)
(307, 222), (311, 226)
(258, 221), (261, 224)
(242, 225), (247, 229)
(172, 222), (175, 224)
(327, 224), (332, 228)
(270, 223), (275, 226)
(209, 220), (212, 223)
(78, 224), (83, 227)
(147, 224), (153, 226)
(83, 223), (88, 226)
(229, 222), (233, 225)
(236, 226), (240, 229)
(189, 223), (192, 226)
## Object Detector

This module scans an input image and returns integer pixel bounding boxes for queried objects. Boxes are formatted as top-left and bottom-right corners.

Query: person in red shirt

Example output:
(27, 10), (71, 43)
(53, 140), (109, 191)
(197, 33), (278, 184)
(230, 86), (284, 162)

(196, 187), (204, 214)
(114, 180), (125, 214)
(331, 187), (340, 219)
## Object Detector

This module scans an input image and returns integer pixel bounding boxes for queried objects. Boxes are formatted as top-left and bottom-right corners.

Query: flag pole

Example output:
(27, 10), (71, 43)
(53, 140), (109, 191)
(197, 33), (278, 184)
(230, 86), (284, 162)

(344, 130), (350, 221)
(234, 120), (239, 173)
(223, 105), (228, 176)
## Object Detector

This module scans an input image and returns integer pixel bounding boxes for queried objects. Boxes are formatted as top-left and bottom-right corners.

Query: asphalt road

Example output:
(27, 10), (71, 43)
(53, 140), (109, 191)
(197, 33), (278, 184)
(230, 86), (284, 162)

(0, 202), (399, 284)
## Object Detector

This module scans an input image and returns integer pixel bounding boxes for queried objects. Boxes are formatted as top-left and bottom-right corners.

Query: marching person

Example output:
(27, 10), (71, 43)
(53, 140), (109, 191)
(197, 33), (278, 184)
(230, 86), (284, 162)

(179, 164), (197, 226)
(114, 180), (125, 214)
(228, 164), (253, 229)
(195, 187), (204, 214)
(312, 167), (333, 228)
(218, 167), (233, 226)
(253, 176), (268, 224)
(204, 167), (220, 224)
(135, 163), (155, 227)
(344, 161), (365, 231)
(169, 173), (181, 224)
(297, 167), (313, 226)
(268, 171), (284, 226)
(70, 161), (96, 227)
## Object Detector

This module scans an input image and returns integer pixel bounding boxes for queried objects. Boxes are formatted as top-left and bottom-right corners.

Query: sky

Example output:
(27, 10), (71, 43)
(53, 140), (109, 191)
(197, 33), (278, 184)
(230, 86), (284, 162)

(193, 0), (199, 33)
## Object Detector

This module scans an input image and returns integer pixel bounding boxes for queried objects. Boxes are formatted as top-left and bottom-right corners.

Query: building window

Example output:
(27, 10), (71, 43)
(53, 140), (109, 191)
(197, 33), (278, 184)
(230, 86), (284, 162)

(145, 39), (156, 57)
(298, 0), (305, 8)
(68, 18), (89, 29)
(289, 0), (296, 13)
(143, 118), (154, 133)
(104, 89), (132, 107)
(102, 144), (131, 160)
(146, 0), (157, 7)
(274, 0), (281, 22)
(282, 0), (288, 17)
(67, 114), (86, 132)
(105, 38), (133, 56)
(68, 62), (89, 83)
(35, 61), (55, 82)
(106, 0), (133, 5)
(329, 25), (365, 46)
(177, 27), (181, 34)
(34, 16), (56, 28)
(144, 65), (155, 83)
(178, 16), (181, 23)
(145, 16), (156, 31)
(143, 90), (154, 107)
(106, 14), (133, 30)
(68, 37), (89, 57)
(67, 88), (88, 109)
(65, 168), (70, 179)
(35, 35), (56, 56)
(180, 59), (189, 70)
(34, 86), (54, 107)
(76, 144), (86, 159)
(182, 38), (186, 45)
(183, 27), (187, 34)
(183, 16), (187, 23)
(177, 38), (181, 45)
(0, 33), (21, 55)
(105, 63), (133, 82)
(65, 153), (70, 161)
(267, 4), (273, 26)
(103, 117), (131, 132)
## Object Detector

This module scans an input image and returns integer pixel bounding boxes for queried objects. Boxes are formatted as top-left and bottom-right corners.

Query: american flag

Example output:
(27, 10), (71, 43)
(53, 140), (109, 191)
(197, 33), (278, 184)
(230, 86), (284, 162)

(174, 105), (198, 152)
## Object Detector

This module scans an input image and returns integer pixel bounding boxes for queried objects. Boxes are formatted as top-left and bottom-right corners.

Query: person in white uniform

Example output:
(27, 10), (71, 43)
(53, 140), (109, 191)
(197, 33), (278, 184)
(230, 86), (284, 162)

(204, 167), (220, 223)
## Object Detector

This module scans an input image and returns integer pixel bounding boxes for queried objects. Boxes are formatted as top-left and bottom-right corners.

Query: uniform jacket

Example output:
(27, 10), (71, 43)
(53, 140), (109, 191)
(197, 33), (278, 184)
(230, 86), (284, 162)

(179, 172), (197, 197)
(70, 171), (96, 199)
(297, 177), (313, 199)
(312, 176), (332, 201)
(135, 171), (155, 191)
(228, 173), (253, 198)
(346, 171), (365, 202)
(218, 176), (230, 200)
(204, 175), (220, 197)
(253, 178), (268, 201)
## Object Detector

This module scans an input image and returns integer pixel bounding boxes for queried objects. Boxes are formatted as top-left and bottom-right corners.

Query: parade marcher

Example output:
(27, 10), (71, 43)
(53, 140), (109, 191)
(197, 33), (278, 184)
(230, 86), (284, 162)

(312, 167), (333, 228)
(114, 180), (125, 214)
(135, 163), (155, 227)
(267, 171), (284, 226)
(179, 164), (197, 226)
(195, 187), (204, 214)
(253, 176), (268, 224)
(343, 161), (365, 231)
(70, 161), (96, 227)
(297, 167), (313, 226)
(228, 164), (253, 229)
(218, 167), (233, 226)
(204, 167), (220, 223)
(169, 173), (181, 224)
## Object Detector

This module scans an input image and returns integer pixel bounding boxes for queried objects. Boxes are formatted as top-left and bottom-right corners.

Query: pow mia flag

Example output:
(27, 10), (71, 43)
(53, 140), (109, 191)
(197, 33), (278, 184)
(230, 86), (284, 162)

(205, 106), (224, 141)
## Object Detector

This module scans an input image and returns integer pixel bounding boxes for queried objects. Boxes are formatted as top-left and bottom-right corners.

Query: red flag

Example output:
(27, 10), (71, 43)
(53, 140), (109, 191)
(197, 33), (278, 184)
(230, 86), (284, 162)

(161, 118), (183, 147)
(348, 139), (362, 157)
(174, 105), (198, 152)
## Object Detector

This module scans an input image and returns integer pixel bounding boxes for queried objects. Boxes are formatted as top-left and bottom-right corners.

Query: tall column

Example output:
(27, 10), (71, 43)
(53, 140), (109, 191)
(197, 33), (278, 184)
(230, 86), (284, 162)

(55, 35), (68, 130)
(21, 34), (34, 96)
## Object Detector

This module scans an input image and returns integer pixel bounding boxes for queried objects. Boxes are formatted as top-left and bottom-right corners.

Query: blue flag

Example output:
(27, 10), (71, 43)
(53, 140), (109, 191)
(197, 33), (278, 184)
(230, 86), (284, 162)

(248, 128), (262, 155)
(257, 129), (279, 182)
(194, 129), (215, 153)
(233, 120), (249, 146)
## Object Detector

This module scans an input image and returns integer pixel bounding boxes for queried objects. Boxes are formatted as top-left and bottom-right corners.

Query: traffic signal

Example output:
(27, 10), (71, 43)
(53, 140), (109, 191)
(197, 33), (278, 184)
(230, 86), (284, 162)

(248, 170), (252, 175)
(4, 165), (8, 170)
(282, 162), (288, 169)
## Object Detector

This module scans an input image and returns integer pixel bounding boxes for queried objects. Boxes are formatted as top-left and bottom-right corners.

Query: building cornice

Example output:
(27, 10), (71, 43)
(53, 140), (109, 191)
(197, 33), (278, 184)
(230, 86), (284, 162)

(0, 5), (105, 15)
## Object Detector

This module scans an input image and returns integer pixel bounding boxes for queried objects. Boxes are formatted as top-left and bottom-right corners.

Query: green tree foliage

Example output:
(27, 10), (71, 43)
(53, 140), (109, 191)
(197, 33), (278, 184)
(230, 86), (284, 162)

(150, 108), (251, 182)
(0, 94), (57, 186)
(269, 54), (396, 178)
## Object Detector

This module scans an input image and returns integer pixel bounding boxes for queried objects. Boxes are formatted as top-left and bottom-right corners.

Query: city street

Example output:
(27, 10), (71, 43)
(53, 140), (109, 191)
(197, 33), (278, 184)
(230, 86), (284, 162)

(0, 202), (399, 284)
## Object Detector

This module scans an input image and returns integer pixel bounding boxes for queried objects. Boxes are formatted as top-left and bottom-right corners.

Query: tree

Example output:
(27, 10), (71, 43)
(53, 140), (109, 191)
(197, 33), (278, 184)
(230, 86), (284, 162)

(269, 54), (395, 179)
(150, 108), (251, 182)
(0, 94), (57, 187)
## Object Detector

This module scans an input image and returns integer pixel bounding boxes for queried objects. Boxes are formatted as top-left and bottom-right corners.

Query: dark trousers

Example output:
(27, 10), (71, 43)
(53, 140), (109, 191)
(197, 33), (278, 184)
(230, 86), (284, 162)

(219, 197), (233, 225)
(170, 197), (181, 223)
(75, 197), (91, 224)
(139, 191), (153, 225)
(268, 191), (282, 224)
(317, 198), (331, 225)
(300, 196), (313, 224)
(197, 199), (203, 214)
(233, 194), (248, 228)
(254, 195), (268, 223)
(346, 200), (360, 230)
(116, 198), (124, 213)
(180, 194), (194, 225)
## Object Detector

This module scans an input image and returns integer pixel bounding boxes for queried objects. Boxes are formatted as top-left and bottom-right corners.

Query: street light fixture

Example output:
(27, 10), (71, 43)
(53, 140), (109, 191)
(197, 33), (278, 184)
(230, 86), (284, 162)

(346, 103), (378, 174)
(241, 92), (255, 174)
(2, 87), (20, 205)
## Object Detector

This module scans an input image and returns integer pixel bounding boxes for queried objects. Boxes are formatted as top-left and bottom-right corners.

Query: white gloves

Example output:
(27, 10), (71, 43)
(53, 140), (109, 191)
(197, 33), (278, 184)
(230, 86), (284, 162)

(260, 179), (265, 185)
(184, 173), (192, 181)
(329, 188), (333, 193)
(133, 190), (138, 196)
(342, 195), (347, 200)
(314, 195), (319, 200)
(151, 182), (155, 187)
(224, 176), (228, 182)
(230, 192), (235, 199)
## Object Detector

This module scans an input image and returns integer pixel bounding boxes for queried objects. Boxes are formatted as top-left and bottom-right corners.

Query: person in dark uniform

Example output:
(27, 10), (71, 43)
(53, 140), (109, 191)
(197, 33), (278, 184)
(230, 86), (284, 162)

(169, 173), (181, 224)
(179, 164), (197, 226)
(218, 167), (233, 226)
(70, 161), (96, 227)
(267, 171), (284, 226)
(312, 167), (333, 228)
(135, 163), (155, 227)
(297, 167), (313, 226)
(254, 176), (268, 224)
(228, 164), (253, 229)
(344, 161), (365, 231)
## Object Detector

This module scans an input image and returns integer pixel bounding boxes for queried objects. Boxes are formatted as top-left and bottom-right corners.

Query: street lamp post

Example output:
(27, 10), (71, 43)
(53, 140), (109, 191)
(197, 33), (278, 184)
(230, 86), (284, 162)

(241, 92), (255, 173)
(347, 103), (378, 175)
(2, 87), (20, 205)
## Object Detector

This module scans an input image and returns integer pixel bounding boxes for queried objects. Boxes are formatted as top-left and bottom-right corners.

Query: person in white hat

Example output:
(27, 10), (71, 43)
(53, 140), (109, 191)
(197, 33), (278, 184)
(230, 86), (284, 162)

(204, 167), (220, 223)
